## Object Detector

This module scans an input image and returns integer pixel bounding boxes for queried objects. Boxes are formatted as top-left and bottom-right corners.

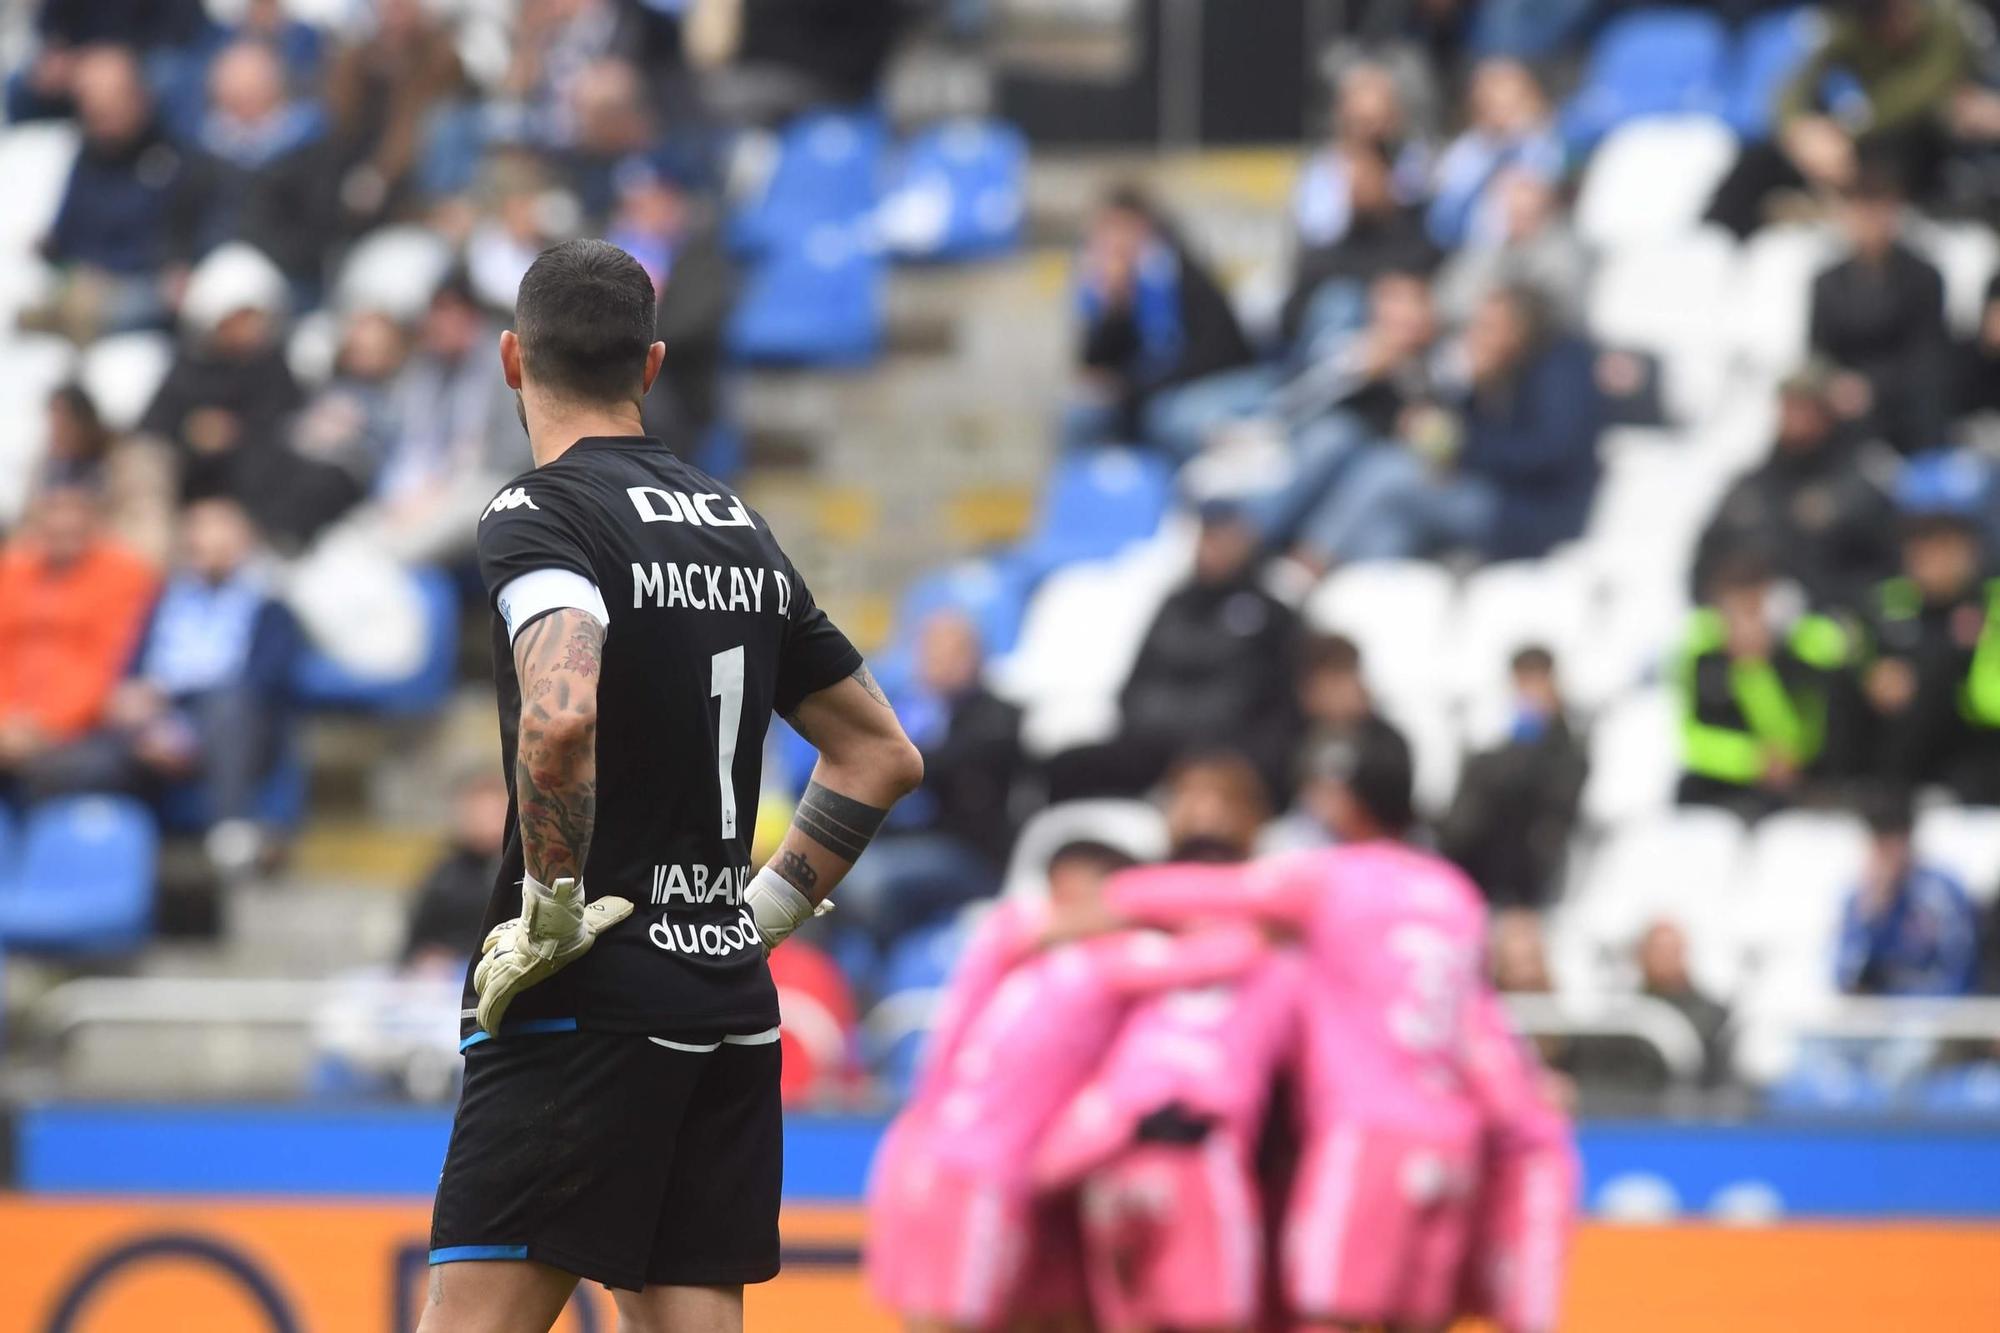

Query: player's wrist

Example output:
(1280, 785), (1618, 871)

(746, 864), (823, 951)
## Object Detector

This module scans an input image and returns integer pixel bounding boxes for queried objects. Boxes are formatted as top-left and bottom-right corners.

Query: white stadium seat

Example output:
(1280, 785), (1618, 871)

(1733, 810), (1870, 982)
(1376, 696), (1462, 818)
(0, 120), (80, 250)
(1573, 116), (1740, 251)
(1552, 807), (1747, 996)
(1000, 799), (1169, 899)
(1915, 805), (2000, 904)
(1304, 560), (1456, 713)
(1908, 218), (2000, 338)
(1581, 685), (1681, 827)
(1451, 557), (1598, 727)
(79, 331), (173, 432)
(1730, 223), (1838, 373)
(333, 225), (455, 321)
(1585, 228), (1736, 423)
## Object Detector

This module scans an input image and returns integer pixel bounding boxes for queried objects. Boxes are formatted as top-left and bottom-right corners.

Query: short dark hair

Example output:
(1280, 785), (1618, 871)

(512, 239), (657, 405)
(1511, 644), (1556, 676)
(1303, 632), (1363, 676)
(1859, 784), (1915, 837)
(1343, 722), (1416, 834)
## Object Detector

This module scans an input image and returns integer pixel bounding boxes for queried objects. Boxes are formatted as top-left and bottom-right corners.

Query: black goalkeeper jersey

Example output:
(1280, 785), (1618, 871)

(463, 435), (861, 1039)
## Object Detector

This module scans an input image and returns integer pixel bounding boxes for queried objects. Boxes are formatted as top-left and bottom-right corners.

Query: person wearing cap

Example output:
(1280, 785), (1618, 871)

(1860, 455), (2000, 802)
(1691, 363), (1899, 613)
(1675, 552), (1858, 818)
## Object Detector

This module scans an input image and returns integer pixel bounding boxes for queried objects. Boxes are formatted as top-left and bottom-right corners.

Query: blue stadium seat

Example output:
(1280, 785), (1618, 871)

(730, 107), (888, 257)
(1915, 1064), (2000, 1117)
(726, 224), (885, 368)
(0, 796), (158, 954)
(158, 735), (310, 835)
(0, 801), (18, 870)
(880, 119), (1027, 263)
(891, 557), (1039, 661)
(1015, 447), (1175, 577)
(1726, 8), (1818, 141)
(1563, 9), (1730, 151)
(880, 917), (968, 996)
(291, 566), (460, 716)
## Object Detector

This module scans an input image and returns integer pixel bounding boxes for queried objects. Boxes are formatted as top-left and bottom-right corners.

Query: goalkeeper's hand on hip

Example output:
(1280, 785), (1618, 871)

(474, 875), (632, 1034)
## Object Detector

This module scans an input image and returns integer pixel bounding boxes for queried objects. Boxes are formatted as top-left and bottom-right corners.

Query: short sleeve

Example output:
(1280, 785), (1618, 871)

(474, 478), (597, 611)
(774, 560), (863, 717)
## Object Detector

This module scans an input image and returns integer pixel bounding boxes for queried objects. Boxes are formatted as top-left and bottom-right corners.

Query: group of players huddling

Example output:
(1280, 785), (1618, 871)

(868, 727), (1579, 1333)
(416, 236), (1573, 1333)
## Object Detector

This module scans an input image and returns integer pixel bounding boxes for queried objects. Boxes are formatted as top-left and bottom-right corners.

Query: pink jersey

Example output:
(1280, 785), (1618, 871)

(1111, 841), (1491, 1146)
(1462, 985), (1574, 1153)
(1034, 948), (1305, 1188)
(918, 903), (1267, 1180)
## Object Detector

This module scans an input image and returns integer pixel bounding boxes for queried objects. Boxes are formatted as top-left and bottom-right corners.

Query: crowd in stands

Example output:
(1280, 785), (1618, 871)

(6, 0), (2000, 1116)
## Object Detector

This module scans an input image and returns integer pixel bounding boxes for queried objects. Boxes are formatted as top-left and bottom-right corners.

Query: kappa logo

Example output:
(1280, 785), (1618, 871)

(481, 487), (539, 520)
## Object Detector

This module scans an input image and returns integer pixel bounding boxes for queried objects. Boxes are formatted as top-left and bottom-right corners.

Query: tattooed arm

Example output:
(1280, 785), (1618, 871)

(512, 608), (604, 885)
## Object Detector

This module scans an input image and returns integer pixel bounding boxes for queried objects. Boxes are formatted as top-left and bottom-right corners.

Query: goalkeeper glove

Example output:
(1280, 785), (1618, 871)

(473, 875), (633, 1035)
(744, 864), (834, 953)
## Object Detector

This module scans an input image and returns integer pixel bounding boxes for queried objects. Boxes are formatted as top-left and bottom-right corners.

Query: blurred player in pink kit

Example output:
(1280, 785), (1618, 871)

(1101, 728), (1491, 1333)
(1457, 986), (1580, 1333)
(866, 837), (1267, 1333)
(1031, 892), (1304, 1333)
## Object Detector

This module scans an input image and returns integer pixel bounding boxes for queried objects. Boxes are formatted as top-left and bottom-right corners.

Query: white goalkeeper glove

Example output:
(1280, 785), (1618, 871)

(473, 875), (633, 1035)
(745, 864), (835, 953)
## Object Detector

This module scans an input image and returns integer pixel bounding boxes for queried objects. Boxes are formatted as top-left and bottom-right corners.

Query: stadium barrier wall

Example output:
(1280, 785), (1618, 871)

(5, 1108), (2000, 1331)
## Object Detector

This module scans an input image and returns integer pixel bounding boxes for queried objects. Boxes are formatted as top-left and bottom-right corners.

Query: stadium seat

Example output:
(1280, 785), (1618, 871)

(879, 118), (1028, 262)
(1734, 810), (1870, 984)
(1573, 117), (1740, 250)
(1376, 697), (1461, 818)
(0, 796), (158, 954)
(1725, 8), (1820, 141)
(1580, 686), (1683, 828)
(999, 799), (1168, 899)
(1555, 806), (1747, 996)
(1585, 228), (1736, 422)
(1303, 560), (1457, 715)
(290, 566), (461, 715)
(1015, 446), (1175, 578)
(1561, 8), (1731, 151)
(0, 801), (18, 868)
(78, 331), (174, 433)
(1451, 558), (1599, 726)
(158, 737), (311, 835)
(0, 120), (80, 251)
(331, 225), (455, 321)
(770, 941), (860, 1104)
(730, 107), (888, 257)
(726, 223), (885, 367)
(1915, 806), (2000, 905)
(887, 556), (1039, 671)
(1730, 222), (1838, 372)
(1908, 218), (2000, 338)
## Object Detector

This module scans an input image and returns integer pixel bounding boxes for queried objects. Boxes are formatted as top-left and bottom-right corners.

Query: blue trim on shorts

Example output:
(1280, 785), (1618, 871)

(458, 1017), (579, 1052)
(429, 1244), (531, 1265)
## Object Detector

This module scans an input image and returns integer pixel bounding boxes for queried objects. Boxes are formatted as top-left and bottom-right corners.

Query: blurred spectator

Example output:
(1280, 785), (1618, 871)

(466, 151), (574, 311)
(615, 162), (740, 456)
(324, 0), (472, 221)
(1072, 187), (1253, 449)
(0, 485), (159, 803)
(1425, 58), (1564, 251)
(1287, 284), (1603, 567)
(138, 246), (351, 550)
(30, 46), (190, 340)
(403, 767), (512, 973)
(1838, 789), (1980, 996)
(1861, 472), (2000, 803)
(1281, 139), (1440, 344)
(290, 310), (412, 506)
(37, 382), (114, 490)
(1675, 554), (1857, 818)
(1440, 646), (1588, 910)
(1948, 272), (2000, 443)
(1707, 0), (1974, 235)
(1433, 167), (1589, 330)
(7, 0), (210, 122)
(1160, 749), (1274, 863)
(1633, 919), (1732, 1089)
(686, 0), (911, 123)
(39, 382), (178, 563)
(1290, 60), (1432, 259)
(1691, 364), (1900, 613)
(1052, 504), (1299, 801)
(1809, 169), (1949, 455)
(85, 497), (298, 872)
(492, 0), (647, 150)
(562, 58), (658, 220)
(1265, 634), (1405, 850)
(833, 611), (1023, 948)
(174, 40), (337, 296)
(345, 273), (528, 564)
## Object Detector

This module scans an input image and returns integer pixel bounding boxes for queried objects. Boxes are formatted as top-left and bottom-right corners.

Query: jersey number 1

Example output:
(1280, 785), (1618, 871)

(709, 646), (745, 839)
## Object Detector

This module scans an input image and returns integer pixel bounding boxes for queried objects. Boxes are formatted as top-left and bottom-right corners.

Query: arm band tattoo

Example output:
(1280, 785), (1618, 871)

(794, 779), (889, 862)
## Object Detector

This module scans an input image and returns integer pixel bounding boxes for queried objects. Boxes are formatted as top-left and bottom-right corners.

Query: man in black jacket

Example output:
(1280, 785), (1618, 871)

(1691, 366), (1901, 614)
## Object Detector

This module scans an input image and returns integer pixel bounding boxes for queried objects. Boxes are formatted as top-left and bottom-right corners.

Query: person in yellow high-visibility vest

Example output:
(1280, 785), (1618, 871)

(1675, 553), (1855, 818)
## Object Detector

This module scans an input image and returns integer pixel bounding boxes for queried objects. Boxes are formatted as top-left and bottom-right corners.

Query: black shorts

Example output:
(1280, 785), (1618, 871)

(429, 1028), (783, 1291)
